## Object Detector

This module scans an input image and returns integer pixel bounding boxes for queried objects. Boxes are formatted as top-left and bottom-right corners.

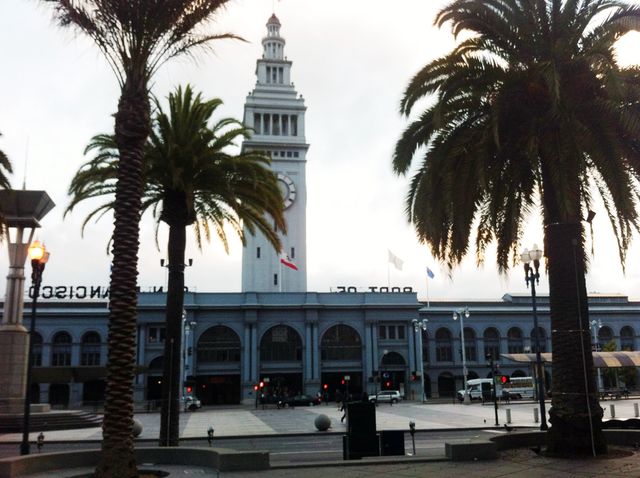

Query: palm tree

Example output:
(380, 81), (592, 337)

(66, 85), (285, 446)
(42, 2), (237, 475)
(394, 0), (640, 456)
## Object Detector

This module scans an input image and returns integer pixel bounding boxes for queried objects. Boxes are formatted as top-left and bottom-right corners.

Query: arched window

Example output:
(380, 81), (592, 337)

(421, 329), (429, 363)
(530, 327), (547, 353)
(484, 327), (500, 360)
(148, 356), (164, 372)
(435, 328), (453, 362)
(621, 326), (635, 351)
(260, 325), (302, 361)
(507, 327), (523, 353)
(463, 328), (477, 361)
(598, 326), (614, 350)
(197, 326), (241, 362)
(320, 325), (362, 361)
(31, 332), (43, 367)
(381, 351), (406, 366)
(51, 331), (72, 366)
(81, 331), (101, 366)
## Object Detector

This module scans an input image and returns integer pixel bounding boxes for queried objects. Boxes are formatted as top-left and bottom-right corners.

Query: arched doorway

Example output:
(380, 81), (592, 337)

(146, 355), (164, 404)
(196, 325), (241, 405)
(380, 351), (406, 393)
(259, 325), (303, 399)
(424, 374), (432, 399)
(438, 372), (455, 398)
(320, 324), (362, 400)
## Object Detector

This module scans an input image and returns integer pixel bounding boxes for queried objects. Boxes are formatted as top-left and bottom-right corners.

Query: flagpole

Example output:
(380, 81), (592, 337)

(279, 255), (283, 293)
(426, 274), (430, 307)
(387, 261), (390, 288)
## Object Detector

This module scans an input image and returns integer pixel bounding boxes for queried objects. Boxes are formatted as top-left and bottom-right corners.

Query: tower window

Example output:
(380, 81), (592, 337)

(293, 152), (299, 158)
(253, 113), (261, 134)
(272, 64), (277, 82)
(278, 67), (284, 84)
(291, 247), (295, 259)
(291, 115), (298, 136)
(287, 152), (292, 158)
(264, 114), (271, 135)
(282, 115), (289, 135)
(273, 114), (280, 135)
(257, 247), (261, 258)
(266, 66), (271, 83)
(274, 274), (278, 286)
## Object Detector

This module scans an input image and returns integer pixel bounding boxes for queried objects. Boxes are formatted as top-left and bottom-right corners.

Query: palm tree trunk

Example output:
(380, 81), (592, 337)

(159, 193), (188, 446)
(96, 79), (150, 478)
(545, 221), (606, 455)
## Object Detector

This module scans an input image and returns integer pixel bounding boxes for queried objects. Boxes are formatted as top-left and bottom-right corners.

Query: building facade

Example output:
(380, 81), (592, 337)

(241, 14), (309, 293)
(8, 291), (639, 408)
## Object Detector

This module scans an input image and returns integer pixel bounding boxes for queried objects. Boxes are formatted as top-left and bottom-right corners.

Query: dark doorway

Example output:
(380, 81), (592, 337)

(82, 380), (106, 404)
(259, 373), (303, 399)
(438, 372), (455, 398)
(321, 372), (363, 401)
(49, 383), (70, 408)
(197, 375), (241, 404)
(29, 383), (40, 404)
(147, 376), (163, 403)
(424, 374), (431, 399)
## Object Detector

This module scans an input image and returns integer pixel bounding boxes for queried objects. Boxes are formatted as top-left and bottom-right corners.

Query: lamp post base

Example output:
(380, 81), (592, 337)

(463, 393), (471, 404)
(0, 326), (29, 414)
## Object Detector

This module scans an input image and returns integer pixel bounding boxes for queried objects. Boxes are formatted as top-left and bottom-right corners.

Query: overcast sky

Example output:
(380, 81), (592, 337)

(1, 0), (640, 302)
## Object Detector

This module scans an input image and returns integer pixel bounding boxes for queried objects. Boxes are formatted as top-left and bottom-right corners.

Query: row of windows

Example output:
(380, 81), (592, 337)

(272, 150), (300, 159)
(257, 247), (295, 259)
(265, 66), (284, 84)
(263, 42), (283, 59)
(379, 325), (405, 340)
(253, 113), (298, 136)
(30, 331), (102, 367)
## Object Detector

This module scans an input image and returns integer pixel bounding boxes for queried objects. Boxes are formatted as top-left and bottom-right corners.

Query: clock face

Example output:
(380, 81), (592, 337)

(277, 173), (296, 209)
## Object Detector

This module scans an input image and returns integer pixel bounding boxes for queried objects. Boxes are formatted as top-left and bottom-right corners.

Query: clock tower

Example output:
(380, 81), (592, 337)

(241, 14), (309, 292)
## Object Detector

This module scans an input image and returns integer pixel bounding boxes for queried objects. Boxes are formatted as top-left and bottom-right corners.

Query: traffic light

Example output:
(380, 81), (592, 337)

(259, 381), (265, 388)
(501, 375), (510, 384)
(186, 386), (193, 394)
(253, 384), (259, 391)
(386, 381), (391, 388)
(323, 383), (328, 390)
(341, 379), (345, 385)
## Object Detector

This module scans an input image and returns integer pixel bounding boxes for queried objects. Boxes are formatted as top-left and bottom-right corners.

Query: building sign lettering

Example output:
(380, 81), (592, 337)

(28, 285), (189, 300)
(333, 286), (413, 293)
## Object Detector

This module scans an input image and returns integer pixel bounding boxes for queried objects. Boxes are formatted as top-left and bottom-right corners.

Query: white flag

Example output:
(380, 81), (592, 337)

(388, 250), (403, 271)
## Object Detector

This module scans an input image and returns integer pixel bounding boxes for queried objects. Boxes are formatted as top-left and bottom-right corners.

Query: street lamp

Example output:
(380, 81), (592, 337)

(453, 308), (470, 404)
(181, 311), (197, 399)
(520, 243), (548, 431)
(591, 319), (603, 393)
(20, 240), (50, 455)
(412, 319), (428, 402)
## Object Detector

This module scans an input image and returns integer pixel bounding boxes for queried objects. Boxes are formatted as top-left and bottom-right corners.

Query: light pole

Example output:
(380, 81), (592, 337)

(453, 308), (470, 404)
(591, 319), (603, 393)
(520, 244), (548, 431)
(412, 319), (428, 402)
(20, 240), (50, 455)
(376, 349), (389, 397)
(180, 311), (197, 400)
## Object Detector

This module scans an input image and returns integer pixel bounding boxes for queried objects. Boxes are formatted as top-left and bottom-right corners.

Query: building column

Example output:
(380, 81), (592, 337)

(311, 323), (320, 384)
(304, 323), (312, 380)
(250, 325), (258, 383)
(371, 323), (379, 395)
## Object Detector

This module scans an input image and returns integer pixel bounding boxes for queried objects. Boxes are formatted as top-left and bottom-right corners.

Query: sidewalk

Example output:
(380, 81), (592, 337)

(2, 398), (638, 443)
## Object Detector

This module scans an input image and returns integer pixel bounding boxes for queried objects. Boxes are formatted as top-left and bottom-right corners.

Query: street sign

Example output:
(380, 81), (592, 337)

(344, 375), (351, 381)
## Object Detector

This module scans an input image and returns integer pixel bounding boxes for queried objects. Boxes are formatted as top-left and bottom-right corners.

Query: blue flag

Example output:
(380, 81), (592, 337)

(426, 267), (435, 279)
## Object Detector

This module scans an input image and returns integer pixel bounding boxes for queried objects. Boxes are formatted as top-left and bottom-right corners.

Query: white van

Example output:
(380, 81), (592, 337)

(457, 378), (498, 401)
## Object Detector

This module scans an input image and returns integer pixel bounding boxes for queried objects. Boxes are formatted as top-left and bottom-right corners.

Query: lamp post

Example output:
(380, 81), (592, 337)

(591, 319), (603, 393)
(412, 319), (428, 402)
(376, 349), (389, 396)
(20, 241), (50, 455)
(453, 308), (470, 404)
(520, 244), (548, 431)
(181, 311), (197, 400)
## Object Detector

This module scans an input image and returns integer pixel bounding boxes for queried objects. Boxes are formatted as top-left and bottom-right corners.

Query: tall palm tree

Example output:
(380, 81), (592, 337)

(66, 85), (285, 446)
(42, 2), (237, 475)
(394, 0), (640, 456)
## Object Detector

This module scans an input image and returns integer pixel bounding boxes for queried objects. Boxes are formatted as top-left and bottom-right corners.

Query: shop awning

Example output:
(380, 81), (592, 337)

(501, 351), (640, 368)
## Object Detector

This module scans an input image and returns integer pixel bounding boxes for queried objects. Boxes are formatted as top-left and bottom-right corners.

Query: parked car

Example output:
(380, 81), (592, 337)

(183, 395), (202, 411)
(369, 390), (402, 404)
(279, 394), (321, 407)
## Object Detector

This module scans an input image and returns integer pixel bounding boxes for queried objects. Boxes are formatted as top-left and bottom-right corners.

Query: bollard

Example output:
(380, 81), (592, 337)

(533, 407), (539, 423)
(610, 404), (616, 418)
(634, 403), (639, 418)
(505, 408), (512, 424)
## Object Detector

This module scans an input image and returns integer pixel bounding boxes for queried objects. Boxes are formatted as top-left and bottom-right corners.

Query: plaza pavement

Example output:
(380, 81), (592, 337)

(1, 398), (639, 443)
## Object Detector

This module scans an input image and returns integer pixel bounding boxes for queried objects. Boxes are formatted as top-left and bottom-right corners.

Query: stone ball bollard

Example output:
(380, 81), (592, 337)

(314, 414), (331, 431)
(132, 419), (143, 438)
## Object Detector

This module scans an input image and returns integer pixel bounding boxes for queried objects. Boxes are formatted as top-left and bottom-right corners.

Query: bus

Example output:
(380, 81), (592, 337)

(502, 376), (535, 400)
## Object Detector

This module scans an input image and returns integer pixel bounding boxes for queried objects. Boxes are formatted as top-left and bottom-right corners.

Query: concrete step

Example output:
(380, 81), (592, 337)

(0, 410), (102, 432)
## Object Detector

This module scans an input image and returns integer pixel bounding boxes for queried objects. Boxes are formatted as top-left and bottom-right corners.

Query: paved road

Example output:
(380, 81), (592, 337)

(0, 429), (500, 462)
